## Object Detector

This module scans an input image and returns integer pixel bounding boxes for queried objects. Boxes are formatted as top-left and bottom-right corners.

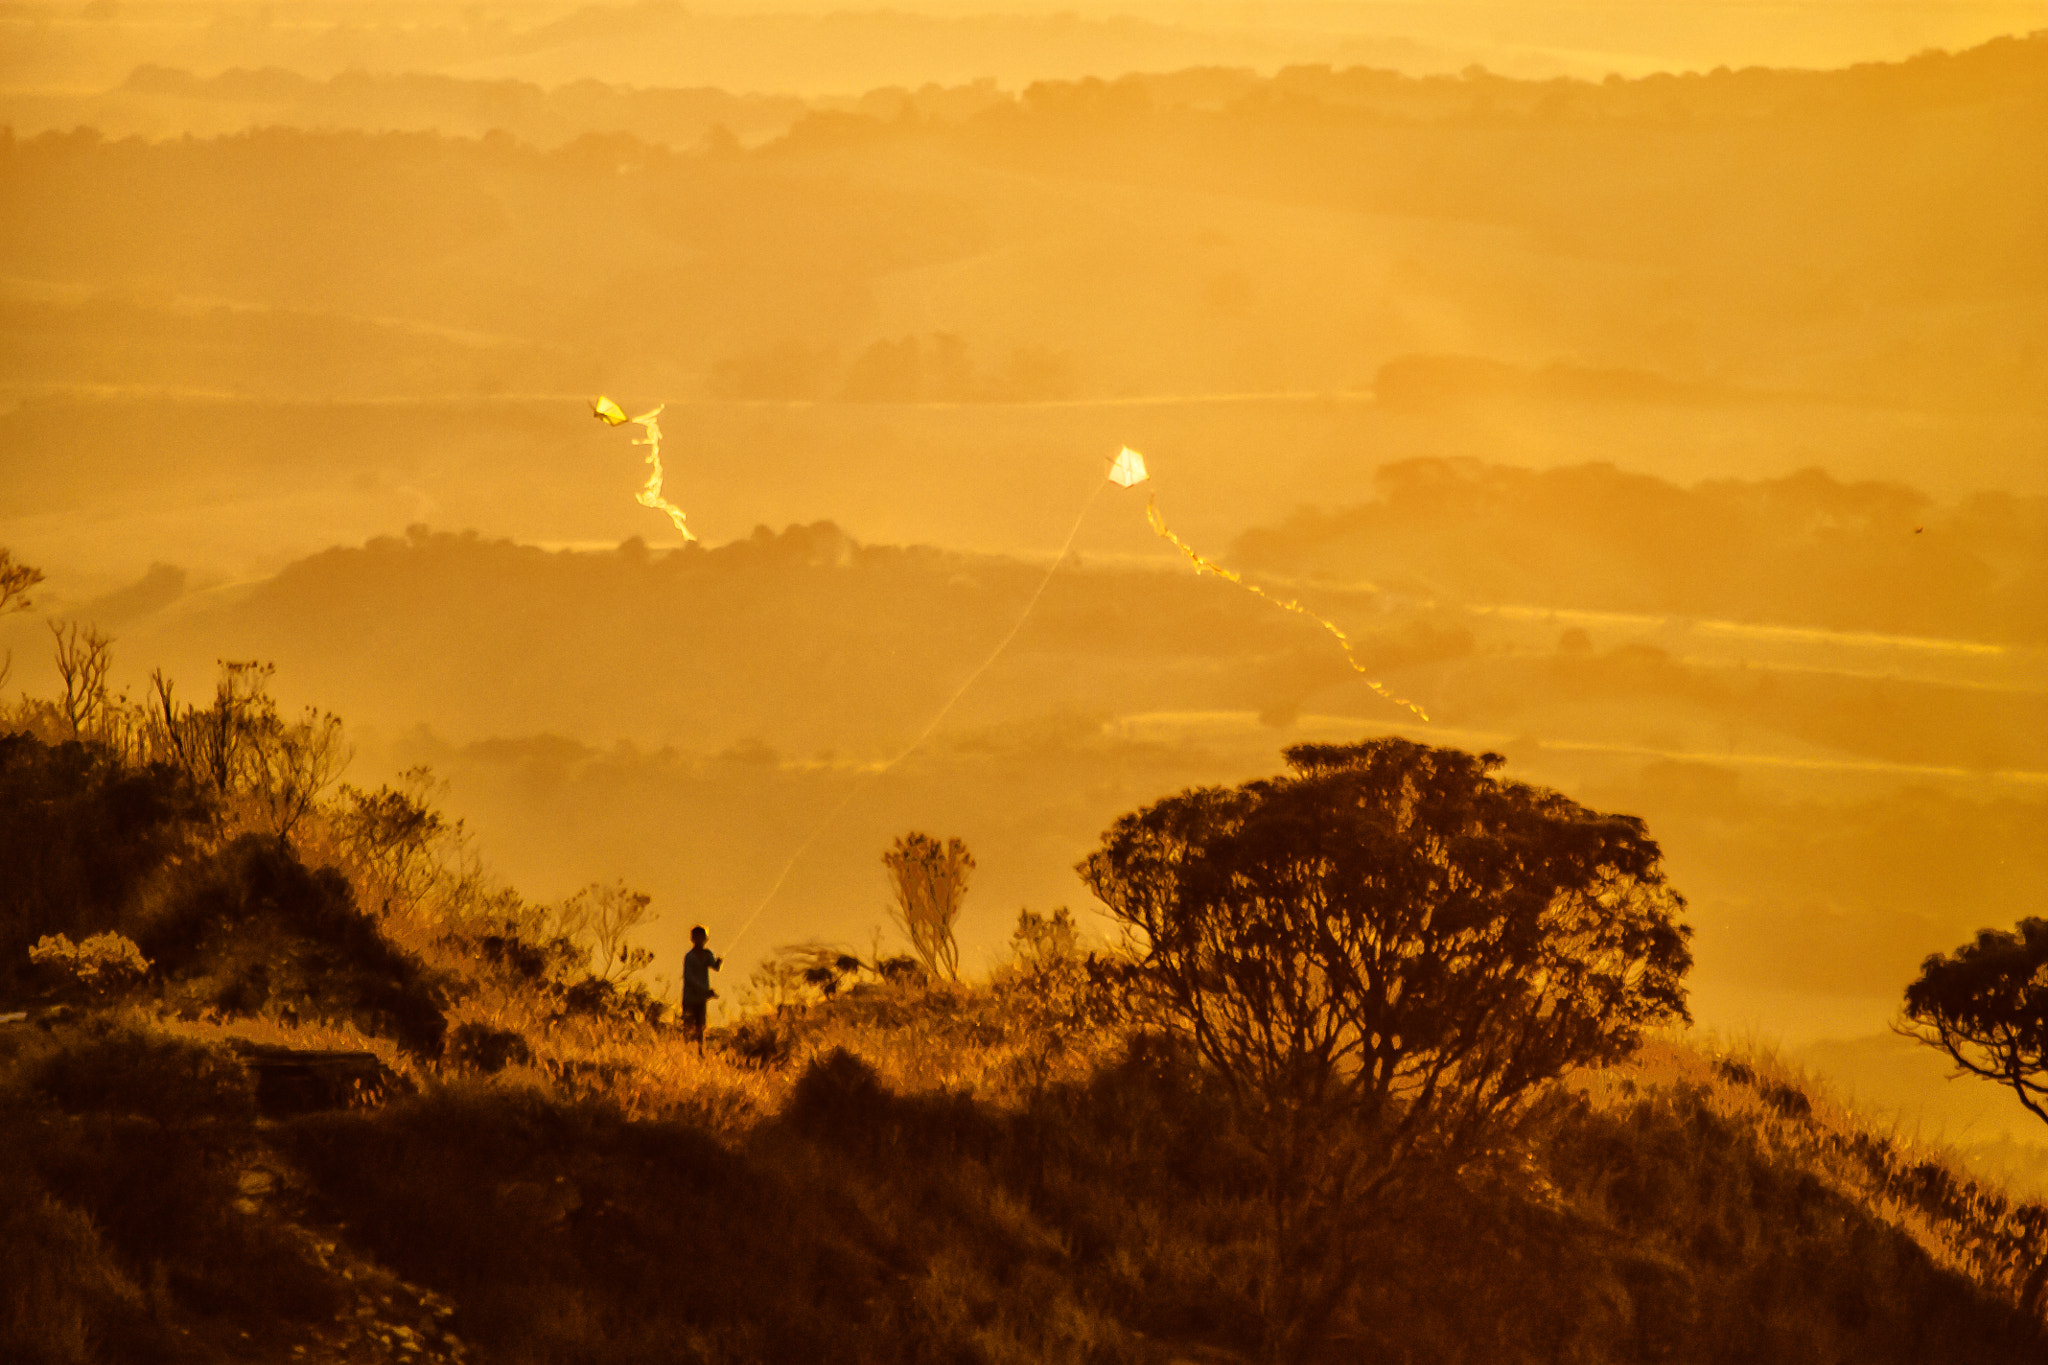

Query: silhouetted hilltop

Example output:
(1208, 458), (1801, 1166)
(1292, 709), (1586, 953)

(131, 521), (1358, 755)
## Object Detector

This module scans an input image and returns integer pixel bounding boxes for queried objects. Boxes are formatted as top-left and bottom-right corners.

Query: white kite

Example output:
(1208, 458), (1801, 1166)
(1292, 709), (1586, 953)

(1109, 446), (1149, 488)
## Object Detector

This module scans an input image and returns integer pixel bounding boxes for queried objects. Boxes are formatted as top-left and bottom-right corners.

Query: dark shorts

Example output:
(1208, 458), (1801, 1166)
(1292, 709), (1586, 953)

(682, 999), (708, 1034)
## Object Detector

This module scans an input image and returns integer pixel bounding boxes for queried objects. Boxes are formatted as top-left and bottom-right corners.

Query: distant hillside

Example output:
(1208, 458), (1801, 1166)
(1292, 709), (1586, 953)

(1235, 456), (2048, 645)
(1, 34), (2041, 411)
(47, 488), (2040, 766)
(4, 0), (2032, 97)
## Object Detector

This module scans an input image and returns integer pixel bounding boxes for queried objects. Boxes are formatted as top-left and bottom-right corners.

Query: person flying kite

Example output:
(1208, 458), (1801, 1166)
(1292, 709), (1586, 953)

(681, 925), (722, 1055)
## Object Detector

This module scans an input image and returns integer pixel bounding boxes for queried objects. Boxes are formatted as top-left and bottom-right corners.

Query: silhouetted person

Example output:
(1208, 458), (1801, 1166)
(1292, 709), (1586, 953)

(682, 925), (722, 1055)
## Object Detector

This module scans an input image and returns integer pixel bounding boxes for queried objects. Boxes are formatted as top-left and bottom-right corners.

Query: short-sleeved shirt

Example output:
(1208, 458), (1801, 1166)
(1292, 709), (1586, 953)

(682, 946), (720, 1003)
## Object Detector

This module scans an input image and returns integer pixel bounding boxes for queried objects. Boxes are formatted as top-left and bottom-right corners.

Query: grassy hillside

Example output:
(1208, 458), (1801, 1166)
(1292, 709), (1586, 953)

(7, 975), (2048, 1363)
(3, 681), (2047, 1362)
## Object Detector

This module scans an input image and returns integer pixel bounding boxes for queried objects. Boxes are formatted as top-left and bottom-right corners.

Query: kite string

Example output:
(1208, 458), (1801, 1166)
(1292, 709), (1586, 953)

(1146, 495), (1431, 723)
(630, 406), (695, 542)
(724, 479), (1109, 954)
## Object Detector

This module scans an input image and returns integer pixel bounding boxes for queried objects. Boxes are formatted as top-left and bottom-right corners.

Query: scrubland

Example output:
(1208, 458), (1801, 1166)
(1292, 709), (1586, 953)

(3, 660), (2046, 1364)
(8, 945), (2048, 1363)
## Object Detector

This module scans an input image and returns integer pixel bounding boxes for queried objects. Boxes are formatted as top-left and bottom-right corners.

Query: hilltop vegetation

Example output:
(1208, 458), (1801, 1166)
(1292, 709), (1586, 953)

(6, 887), (2048, 1362)
(2, 635), (2046, 1362)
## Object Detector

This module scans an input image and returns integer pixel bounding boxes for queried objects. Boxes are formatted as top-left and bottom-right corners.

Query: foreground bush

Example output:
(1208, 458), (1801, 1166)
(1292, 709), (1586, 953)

(3, 996), (2044, 1364)
(1082, 738), (1695, 1356)
(137, 834), (448, 1057)
(260, 1033), (2048, 1365)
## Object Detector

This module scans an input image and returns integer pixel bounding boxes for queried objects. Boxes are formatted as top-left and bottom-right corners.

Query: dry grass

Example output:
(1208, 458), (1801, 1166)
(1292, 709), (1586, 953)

(1572, 1032), (2048, 1321)
(9, 977), (2048, 1364)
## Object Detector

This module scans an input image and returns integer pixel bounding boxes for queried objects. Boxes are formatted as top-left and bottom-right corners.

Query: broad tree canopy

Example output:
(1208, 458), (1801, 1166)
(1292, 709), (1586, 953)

(1081, 738), (1692, 1166)
(1903, 917), (2048, 1125)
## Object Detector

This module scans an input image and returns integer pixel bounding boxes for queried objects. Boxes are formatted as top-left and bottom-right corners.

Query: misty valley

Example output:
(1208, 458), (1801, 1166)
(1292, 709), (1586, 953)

(3, 9), (2046, 1364)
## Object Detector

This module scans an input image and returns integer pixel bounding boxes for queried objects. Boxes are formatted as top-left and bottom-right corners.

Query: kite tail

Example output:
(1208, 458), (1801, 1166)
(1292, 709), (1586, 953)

(1146, 495), (1430, 723)
(726, 480), (1108, 954)
(630, 406), (695, 542)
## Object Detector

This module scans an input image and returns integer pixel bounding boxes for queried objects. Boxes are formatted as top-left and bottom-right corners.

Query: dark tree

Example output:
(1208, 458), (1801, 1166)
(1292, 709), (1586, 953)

(1080, 737), (1692, 1358)
(1903, 918), (2048, 1125)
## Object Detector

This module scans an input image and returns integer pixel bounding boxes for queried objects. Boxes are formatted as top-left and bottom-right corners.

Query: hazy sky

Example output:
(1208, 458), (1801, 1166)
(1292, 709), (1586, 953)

(5, 0), (2044, 94)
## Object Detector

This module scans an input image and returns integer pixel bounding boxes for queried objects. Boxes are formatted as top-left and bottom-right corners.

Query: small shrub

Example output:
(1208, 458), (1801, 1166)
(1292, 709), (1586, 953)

(787, 1048), (894, 1139)
(446, 1022), (533, 1075)
(26, 931), (151, 998)
(1007, 905), (1078, 972)
(875, 955), (928, 988)
(883, 832), (972, 982)
(1759, 1079), (1814, 1120)
(461, 924), (583, 986)
(1715, 1057), (1759, 1087)
(725, 1014), (799, 1070)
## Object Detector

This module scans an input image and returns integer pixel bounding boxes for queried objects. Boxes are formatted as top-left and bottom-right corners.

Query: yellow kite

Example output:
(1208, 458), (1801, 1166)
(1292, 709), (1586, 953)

(593, 395), (693, 541)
